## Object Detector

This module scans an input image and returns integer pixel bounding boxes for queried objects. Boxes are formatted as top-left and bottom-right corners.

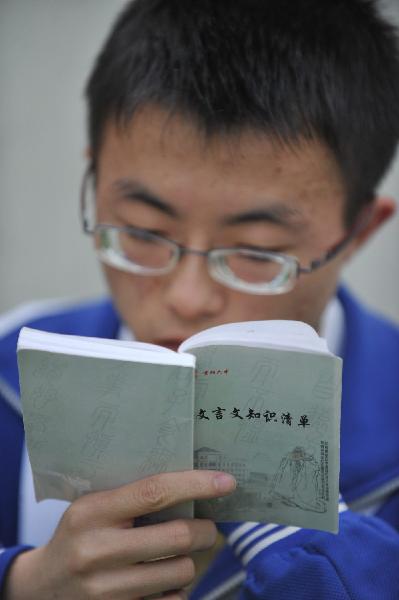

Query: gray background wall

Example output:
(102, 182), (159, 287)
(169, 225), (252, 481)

(1, 0), (398, 323)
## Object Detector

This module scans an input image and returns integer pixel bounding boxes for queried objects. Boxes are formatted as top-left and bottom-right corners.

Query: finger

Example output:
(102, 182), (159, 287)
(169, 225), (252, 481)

(76, 470), (236, 524)
(84, 555), (195, 598)
(72, 518), (217, 570)
(130, 555), (195, 596)
(164, 591), (188, 600)
(133, 518), (217, 563)
(151, 589), (188, 600)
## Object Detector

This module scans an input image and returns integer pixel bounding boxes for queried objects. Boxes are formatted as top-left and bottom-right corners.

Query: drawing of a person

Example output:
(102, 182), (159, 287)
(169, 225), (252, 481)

(269, 446), (326, 513)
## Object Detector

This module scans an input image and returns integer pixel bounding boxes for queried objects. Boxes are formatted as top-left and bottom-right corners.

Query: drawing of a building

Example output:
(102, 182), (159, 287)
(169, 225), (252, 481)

(245, 471), (269, 501)
(194, 447), (249, 485)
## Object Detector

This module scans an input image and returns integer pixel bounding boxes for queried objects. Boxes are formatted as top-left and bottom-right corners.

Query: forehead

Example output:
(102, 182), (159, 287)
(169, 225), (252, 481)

(96, 106), (346, 224)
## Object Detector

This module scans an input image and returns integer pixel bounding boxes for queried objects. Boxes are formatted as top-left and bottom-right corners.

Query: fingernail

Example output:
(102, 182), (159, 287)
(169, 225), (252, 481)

(213, 473), (236, 493)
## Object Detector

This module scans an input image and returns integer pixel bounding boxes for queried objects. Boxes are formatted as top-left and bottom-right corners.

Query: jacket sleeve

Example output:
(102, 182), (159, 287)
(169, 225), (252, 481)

(230, 508), (399, 600)
(0, 546), (33, 596)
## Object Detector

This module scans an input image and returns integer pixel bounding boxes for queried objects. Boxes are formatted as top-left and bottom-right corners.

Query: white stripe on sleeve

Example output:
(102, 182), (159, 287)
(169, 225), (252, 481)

(226, 522), (259, 545)
(235, 523), (280, 554)
(241, 526), (300, 565)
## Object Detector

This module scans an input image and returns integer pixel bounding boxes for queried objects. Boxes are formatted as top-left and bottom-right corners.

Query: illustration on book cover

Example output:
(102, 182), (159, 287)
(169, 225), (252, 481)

(268, 446), (327, 513)
(194, 444), (327, 516)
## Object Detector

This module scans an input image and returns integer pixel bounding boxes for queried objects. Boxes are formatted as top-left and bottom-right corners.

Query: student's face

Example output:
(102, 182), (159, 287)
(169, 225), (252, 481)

(94, 106), (353, 347)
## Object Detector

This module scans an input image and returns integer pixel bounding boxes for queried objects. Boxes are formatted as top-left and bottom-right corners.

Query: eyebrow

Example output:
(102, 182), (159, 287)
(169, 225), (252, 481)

(113, 178), (304, 228)
(221, 204), (305, 229)
(113, 179), (180, 219)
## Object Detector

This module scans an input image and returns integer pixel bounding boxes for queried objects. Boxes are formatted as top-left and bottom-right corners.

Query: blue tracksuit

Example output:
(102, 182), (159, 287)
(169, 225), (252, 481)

(1, 287), (399, 599)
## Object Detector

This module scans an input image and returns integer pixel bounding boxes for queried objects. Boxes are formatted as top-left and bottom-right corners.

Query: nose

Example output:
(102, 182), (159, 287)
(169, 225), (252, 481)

(163, 252), (226, 322)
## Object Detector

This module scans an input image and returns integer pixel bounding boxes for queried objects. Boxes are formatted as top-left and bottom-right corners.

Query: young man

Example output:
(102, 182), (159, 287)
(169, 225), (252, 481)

(1, 0), (399, 597)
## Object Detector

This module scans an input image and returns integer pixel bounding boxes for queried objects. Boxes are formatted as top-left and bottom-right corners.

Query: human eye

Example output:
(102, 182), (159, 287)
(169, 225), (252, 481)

(124, 226), (166, 239)
(122, 227), (168, 254)
(226, 249), (285, 283)
(118, 226), (174, 268)
(236, 244), (288, 256)
(242, 252), (274, 262)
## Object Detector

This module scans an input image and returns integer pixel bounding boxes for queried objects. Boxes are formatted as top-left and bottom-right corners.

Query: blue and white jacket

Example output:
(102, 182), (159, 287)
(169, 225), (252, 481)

(1, 287), (399, 599)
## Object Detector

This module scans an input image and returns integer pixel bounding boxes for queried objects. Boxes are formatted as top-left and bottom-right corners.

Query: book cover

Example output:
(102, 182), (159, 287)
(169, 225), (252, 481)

(191, 345), (341, 532)
(18, 322), (342, 532)
(18, 349), (195, 521)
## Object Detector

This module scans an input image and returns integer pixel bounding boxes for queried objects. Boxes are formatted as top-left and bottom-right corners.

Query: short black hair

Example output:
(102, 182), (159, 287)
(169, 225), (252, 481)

(86, 0), (399, 225)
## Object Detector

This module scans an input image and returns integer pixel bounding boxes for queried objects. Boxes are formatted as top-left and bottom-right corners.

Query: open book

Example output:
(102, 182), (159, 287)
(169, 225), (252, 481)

(17, 320), (342, 532)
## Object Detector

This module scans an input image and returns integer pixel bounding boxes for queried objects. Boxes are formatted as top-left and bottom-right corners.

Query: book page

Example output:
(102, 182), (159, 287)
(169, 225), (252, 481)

(19, 327), (194, 367)
(191, 345), (341, 533)
(180, 319), (331, 355)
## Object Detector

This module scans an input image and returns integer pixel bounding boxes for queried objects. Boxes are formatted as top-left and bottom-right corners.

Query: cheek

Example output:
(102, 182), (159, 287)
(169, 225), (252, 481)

(102, 266), (160, 314)
(238, 263), (342, 328)
(223, 291), (303, 323)
(291, 261), (343, 325)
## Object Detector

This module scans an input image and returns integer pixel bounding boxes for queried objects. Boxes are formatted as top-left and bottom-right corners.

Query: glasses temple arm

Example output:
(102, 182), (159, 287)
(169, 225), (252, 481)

(80, 166), (95, 234)
(298, 206), (373, 274)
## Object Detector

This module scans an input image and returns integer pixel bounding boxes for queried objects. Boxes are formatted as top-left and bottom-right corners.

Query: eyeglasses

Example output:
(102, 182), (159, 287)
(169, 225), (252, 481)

(80, 169), (367, 295)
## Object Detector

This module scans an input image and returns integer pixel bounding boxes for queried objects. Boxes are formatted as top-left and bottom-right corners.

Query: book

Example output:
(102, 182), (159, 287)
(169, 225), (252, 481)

(17, 320), (342, 533)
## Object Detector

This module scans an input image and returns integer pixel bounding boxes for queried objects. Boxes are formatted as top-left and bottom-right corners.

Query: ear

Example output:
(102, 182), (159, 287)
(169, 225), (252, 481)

(84, 147), (92, 161)
(349, 196), (396, 253)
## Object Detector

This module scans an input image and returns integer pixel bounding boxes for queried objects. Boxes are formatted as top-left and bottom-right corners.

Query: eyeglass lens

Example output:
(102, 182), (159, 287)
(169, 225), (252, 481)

(96, 226), (290, 285)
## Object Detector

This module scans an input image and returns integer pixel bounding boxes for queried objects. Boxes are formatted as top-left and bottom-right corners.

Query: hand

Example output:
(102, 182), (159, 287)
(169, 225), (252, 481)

(4, 470), (236, 600)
